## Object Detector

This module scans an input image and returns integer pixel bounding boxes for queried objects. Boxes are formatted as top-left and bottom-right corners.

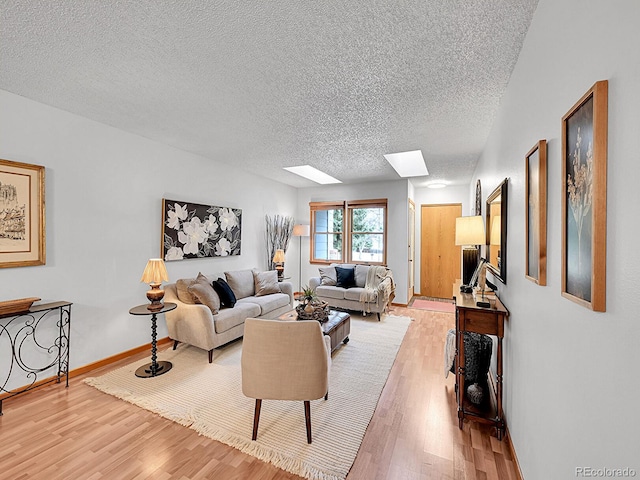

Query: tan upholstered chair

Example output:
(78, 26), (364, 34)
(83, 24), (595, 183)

(241, 318), (331, 444)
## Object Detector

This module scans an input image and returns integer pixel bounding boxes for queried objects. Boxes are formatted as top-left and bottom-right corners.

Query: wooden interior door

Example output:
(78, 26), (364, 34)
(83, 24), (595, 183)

(420, 204), (461, 298)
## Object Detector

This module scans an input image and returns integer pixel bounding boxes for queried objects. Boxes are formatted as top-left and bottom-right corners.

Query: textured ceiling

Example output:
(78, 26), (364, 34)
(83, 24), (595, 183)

(0, 1), (538, 188)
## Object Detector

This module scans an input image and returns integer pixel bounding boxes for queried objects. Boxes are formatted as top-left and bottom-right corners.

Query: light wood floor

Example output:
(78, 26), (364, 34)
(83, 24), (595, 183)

(0, 306), (519, 479)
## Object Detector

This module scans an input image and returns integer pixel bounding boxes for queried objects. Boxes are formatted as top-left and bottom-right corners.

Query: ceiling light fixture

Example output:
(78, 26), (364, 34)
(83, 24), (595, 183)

(384, 150), (429, 177)
(283, 165), (342, 184)
(427, 182), (447, 189)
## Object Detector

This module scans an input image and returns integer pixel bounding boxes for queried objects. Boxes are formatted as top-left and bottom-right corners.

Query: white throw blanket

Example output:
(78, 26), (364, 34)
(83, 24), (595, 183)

(444, 328), (456, 378)
(359, 266), (395, 312)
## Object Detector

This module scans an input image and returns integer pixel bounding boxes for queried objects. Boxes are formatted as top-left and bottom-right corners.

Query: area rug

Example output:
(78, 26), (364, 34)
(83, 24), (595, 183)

(409, 298), (455, 313)
(84, 314), (412, 480)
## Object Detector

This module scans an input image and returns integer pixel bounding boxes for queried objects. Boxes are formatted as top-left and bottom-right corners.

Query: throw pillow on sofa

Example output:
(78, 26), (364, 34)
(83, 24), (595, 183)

(252, 269), (280, 297)
(176, 277), (198, 304)
(188, 273), (221, 314)
(224, 269), (255, 299)
(318, 266), (337, 285)
(335, 266), (356, 288)
(213, 278), (237, 308)
(354, 265), (370, 288)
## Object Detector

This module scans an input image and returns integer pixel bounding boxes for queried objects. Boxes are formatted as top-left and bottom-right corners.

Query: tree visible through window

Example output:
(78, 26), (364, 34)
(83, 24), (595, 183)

(350, 206), (385, 263)
(310, 199), (387, 264)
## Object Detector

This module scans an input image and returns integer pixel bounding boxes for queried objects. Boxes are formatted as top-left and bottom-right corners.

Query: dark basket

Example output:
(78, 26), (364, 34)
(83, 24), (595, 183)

(296, 302), (330, 322)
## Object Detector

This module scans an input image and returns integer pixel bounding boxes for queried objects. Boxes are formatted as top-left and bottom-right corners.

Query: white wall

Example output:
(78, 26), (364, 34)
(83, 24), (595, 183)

(294, 180), (410, 304)
(411, 184), (469, 294)
(0, 90), (297, 382)
(473, 1), (640, 477)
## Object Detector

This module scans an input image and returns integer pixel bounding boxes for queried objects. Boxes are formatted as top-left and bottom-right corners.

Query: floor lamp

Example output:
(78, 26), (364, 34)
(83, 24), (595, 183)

(292, 224), (310, 294)
(454, 216), (486, 292)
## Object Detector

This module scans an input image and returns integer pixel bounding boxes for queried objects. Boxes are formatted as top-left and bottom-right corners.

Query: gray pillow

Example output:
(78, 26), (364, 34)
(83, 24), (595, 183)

(188, 276), (221, 314)
(355, 265), (370, 288)
(176, 277), (197, 304)
(318, 266), (337, 286)
(224, 269), (255, 299)
(252, 269), (281, 297)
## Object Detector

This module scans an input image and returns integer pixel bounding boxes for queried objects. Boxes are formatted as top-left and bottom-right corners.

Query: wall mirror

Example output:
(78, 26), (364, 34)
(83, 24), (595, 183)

(486, 178), (508, 284)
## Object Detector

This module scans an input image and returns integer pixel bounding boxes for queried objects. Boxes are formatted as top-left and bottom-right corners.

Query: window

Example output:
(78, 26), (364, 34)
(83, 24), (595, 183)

(310, 202), (344, 262)
(348, 200), (386, 264)
(310, 199), (387, 264)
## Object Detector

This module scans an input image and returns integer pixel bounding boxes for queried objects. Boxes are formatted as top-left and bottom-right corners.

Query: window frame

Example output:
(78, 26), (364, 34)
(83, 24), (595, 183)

(310, 201), (345, 264)
(346, 199), (388, 266)
(309, 198), (387, 265)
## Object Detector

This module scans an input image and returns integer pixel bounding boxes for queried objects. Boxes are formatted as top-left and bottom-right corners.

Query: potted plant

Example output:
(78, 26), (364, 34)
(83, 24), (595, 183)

(296, 285), (328, 321)
(301, 285), (317, 312)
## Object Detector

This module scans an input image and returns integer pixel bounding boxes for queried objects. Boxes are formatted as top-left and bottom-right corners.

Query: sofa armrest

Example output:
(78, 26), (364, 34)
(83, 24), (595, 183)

(377, 276), (394, 305)
(279, 281), (294, 306)
(378, 276), (392, 290)
(309, 277), (322, 291)
(164, 283), (217, 348)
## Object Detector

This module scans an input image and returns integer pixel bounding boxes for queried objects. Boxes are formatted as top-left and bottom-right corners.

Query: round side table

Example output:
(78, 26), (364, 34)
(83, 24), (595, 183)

(129, 302), (177, 378)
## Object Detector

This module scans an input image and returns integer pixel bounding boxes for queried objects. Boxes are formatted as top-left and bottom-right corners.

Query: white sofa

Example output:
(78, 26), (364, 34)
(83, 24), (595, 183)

(164, 269), (293, 362)
(308, 263), (394, 321)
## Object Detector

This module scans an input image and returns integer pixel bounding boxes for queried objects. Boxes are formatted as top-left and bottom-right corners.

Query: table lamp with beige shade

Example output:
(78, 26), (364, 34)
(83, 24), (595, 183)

(273, 249), (286, 280)
(140, 258), (169, 311)
(455, 215), (485, 293)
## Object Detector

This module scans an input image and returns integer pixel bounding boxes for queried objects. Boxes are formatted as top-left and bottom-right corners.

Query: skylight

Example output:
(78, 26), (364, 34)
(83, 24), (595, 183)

(283, 165), (342, 184)
(383, 150), (429, 177)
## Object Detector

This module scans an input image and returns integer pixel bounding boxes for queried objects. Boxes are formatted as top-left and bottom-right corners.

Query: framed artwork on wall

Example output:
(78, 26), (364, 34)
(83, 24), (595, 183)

(525, 140), (547, 285)
(161, 198), (242, 261)
(0, 159), (46, 268)
(561, 80), (608, 311)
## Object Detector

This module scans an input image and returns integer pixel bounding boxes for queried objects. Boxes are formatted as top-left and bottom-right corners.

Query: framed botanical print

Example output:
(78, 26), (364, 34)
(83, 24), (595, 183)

(561, 80), (608, 311)
(0, 159), (46, 268)
(525, 140), (547, 285)
(161, 198), (242, 261)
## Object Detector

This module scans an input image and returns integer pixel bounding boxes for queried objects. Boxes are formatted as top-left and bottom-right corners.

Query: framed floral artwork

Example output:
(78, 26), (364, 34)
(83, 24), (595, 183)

(0, 159), (45, 268)
(161, 198), (242, 261)
(525, 140), (547, 285)
(561, 80), (608, 311)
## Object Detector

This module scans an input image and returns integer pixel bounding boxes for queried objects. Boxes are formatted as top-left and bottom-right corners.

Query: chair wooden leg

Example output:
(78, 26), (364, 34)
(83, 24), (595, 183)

(377, 312), (381, 321)
(325, 391), (328, 400)
(304, 400), (312, 444)
(173, 340), (179, 350)
(208, 349), (213, 363)
(252, 399), (262, 441)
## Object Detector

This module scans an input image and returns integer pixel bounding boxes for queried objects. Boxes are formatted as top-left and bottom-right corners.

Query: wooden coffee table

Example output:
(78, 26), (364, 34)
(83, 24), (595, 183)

(278, 309), (350, 353)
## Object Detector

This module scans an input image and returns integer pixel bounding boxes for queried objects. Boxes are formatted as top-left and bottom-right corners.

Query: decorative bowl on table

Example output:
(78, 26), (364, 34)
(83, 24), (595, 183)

(296, 301), (330, 322)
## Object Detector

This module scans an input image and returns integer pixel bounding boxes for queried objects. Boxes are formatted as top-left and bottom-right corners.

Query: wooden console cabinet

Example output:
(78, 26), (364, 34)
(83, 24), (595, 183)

(453, 283), (508, 440)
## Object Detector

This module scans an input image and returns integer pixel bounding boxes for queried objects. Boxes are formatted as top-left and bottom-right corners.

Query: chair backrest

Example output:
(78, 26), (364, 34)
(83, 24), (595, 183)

(241, 318), (328, 401)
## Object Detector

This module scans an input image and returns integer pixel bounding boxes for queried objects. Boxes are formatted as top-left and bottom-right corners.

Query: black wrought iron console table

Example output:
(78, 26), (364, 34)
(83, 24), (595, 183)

(0, 301), (72, 415)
